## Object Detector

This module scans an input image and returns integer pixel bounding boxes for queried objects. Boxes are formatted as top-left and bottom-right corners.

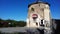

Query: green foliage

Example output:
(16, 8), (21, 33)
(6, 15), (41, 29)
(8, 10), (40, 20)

(17, 21), (26, 27)
(0, 19), (26, 27)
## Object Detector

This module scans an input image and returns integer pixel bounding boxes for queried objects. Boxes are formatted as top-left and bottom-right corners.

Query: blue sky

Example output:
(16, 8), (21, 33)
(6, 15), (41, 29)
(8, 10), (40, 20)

(0, 0), (60, 21)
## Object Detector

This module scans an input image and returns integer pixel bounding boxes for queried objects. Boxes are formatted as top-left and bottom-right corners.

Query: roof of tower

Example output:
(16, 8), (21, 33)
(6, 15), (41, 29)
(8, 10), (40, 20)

(28, 1), (50, 8)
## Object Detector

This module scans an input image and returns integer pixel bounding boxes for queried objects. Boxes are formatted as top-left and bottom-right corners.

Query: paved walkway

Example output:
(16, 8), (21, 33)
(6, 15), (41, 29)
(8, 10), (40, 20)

(0, 27), (38, 33)
(0, 27), (27, 33)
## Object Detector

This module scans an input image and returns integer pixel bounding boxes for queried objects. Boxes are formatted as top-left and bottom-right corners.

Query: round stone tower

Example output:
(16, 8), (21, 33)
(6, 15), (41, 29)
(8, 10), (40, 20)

(26, 0), (52, 34)
(26, 1), (51, 28)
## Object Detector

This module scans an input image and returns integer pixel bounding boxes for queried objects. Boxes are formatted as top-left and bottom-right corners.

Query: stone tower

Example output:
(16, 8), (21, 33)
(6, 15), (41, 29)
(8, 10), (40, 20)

(26, 1), (51, 29)
(26, 1), (52, 34)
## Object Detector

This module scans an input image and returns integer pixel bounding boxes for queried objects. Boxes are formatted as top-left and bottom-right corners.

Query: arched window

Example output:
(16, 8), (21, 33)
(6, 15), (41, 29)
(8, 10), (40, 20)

(31, 8), (34, 11)
(36, 22), (38, 26)
(41, 20), (43, 24)
(40, 19), (44, 26)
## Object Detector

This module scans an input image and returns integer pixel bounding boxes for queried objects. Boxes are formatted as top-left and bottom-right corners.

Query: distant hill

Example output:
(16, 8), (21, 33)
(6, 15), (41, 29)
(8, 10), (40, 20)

(0, 19), (26, 27)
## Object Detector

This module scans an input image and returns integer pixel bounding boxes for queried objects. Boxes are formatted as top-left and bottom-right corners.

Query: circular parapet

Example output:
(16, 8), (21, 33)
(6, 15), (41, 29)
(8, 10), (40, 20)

(28, 1), (50, 8)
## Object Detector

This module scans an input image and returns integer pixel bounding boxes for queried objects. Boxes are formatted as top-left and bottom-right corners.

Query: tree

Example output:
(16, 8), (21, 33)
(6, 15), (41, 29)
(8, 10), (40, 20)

(17, 21), (26, 27)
